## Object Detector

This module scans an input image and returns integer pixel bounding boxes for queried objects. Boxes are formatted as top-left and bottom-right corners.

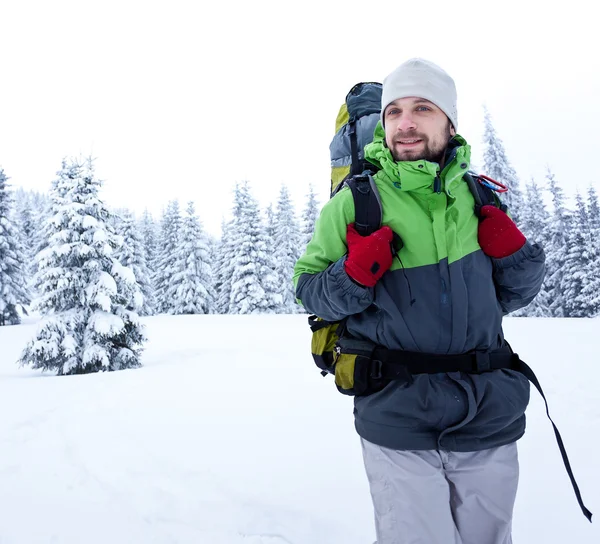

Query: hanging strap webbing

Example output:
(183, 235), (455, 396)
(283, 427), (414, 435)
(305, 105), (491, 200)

(514, 359), (593, 522)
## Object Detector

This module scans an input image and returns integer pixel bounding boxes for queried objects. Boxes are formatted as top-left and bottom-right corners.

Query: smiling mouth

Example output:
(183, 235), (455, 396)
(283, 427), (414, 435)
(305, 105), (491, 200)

(396, 139), (423, 146)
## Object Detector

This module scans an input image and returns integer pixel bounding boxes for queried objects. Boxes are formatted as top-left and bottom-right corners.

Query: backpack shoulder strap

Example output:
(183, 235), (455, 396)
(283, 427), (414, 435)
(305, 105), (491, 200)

(346, 174), (382, 236)
(348, 120), (360, 177)
(464, 172), (508, 217)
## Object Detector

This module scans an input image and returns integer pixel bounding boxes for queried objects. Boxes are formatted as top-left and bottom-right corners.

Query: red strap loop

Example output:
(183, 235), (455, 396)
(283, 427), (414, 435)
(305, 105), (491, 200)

(478, 174), (508, 193)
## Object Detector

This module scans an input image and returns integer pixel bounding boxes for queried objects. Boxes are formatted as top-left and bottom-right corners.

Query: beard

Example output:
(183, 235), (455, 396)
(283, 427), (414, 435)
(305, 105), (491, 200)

(389, 122), (453, 164)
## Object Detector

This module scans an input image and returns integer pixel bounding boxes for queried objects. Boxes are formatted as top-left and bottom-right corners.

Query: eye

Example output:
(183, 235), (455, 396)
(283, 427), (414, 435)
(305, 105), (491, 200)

(416, 105), (431, 112)
(386, 107), (400, 116)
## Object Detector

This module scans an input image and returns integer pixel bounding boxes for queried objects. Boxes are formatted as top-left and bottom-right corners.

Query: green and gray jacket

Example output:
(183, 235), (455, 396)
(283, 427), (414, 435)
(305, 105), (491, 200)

(294, 126), (546, 452)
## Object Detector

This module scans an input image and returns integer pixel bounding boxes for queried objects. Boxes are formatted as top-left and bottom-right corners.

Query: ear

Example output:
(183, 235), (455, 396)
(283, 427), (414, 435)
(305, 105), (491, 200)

(450, 125), (456, 137)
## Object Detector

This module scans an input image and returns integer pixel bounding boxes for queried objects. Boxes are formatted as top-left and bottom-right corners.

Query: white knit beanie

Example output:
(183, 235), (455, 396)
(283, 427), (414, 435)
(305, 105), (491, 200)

(381, 58), (458, 130)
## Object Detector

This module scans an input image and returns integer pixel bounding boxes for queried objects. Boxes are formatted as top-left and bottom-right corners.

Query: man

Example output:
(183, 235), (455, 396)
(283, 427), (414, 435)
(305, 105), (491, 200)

(293, 59), (546, 544)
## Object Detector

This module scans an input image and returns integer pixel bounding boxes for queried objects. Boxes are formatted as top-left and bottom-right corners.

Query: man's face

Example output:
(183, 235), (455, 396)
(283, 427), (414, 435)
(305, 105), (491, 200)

(383, 97), (456, 164)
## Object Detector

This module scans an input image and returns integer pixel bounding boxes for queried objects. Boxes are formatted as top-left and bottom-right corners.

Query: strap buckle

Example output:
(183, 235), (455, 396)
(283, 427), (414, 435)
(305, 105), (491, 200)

(473, 351), (491, 373)
(370, 358), (414, 384)
(370, 359), (383, 380)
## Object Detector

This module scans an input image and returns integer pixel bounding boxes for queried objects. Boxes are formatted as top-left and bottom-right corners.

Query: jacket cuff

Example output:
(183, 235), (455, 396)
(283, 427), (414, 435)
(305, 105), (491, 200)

(332, 258), (374, 303)
(491, 241), (540, 270)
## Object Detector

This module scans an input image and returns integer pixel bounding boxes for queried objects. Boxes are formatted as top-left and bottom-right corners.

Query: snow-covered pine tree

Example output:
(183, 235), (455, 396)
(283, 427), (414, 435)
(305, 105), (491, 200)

(168, 201), (214, 314)
(513, 178), (551, 317)
(301, 183), (320, 249)
(13, 190), (37, 281)
(579, 186), (600, 316)
(561, 192), (592, 318)
(33, 191), (52, 222)
(587, 185), (600, 236)
(0, 168), (31, 325)
(108, 206), (128, 233)
(206, 230), (220, 309)
(206, 232), (219, 269)
(519, 179), (549, 243)
(153, 200), (182, 313)
(116, 209), (155, 316)
(207, 232), (219, 263)
(139, 208), (159, 272)
(545, 168), (570, 317)
(215, 184), (250, 314)
(482, 106), (524, 224)
(265, 203), (276, 241)
(262, 201), (282, 310)
(214, 217), (234, 314)
(273, 184), (302, 313)
(26, 190), (53, 280)
(19, 156), (145, 373)
(228, 181), (281, 314)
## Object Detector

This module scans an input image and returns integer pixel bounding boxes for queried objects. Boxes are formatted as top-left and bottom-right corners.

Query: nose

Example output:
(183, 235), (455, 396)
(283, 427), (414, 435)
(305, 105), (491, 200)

(396, 113), (417, 132)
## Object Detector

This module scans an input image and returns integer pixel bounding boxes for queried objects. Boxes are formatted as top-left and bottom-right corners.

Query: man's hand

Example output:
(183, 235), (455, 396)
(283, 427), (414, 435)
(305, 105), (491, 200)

(478, 205), (526, 259)
(344, 223), (394, 287)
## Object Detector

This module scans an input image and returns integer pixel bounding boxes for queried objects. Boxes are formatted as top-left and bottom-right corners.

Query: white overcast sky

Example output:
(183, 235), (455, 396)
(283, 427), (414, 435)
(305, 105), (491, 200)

(1, 0), (598, 236)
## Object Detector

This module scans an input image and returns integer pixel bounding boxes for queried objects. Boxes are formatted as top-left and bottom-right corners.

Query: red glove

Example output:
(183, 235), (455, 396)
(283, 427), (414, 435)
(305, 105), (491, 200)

(478, 205), (526, 258)
(344, 224), (394, 287)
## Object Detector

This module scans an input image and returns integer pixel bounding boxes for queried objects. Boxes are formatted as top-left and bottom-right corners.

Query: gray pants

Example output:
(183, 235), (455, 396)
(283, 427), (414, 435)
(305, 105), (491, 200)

(361, 438), (519, 544)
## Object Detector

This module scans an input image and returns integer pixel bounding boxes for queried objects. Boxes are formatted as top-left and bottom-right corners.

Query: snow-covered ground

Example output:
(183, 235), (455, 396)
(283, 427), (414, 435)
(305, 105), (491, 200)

(1, 315), (598, 543)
